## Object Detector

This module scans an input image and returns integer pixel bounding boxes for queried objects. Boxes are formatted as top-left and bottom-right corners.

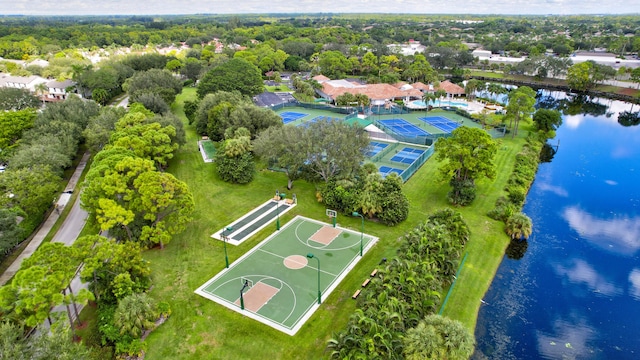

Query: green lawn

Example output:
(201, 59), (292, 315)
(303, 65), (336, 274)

(138, 87), (528, 359)
(265, 85), (291, 92)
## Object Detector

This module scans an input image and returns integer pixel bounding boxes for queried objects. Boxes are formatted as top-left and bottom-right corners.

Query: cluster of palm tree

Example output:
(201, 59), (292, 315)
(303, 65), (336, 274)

(327, 209), (470, 359)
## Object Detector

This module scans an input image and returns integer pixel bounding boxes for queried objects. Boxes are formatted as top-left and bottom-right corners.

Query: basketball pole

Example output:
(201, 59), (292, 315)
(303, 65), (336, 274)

(222, 226), (232, 268)
(275, 190), (280, 230)
(352, 212), (364, 256)
(307, 253), (321, 304)
(240, 280), (249, 310)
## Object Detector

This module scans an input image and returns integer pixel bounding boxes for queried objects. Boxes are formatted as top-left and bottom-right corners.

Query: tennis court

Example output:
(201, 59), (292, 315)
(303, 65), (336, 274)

(280, 111), (308, 124)
(390, 147), (425, 165)
(196, 216), (378, 335)
(379, 118), (431, 137)
(418, 116), (461, 133)
(300, 115), (342, 127)
(366, 141), (389, 157)
(379, 165), (404, 178)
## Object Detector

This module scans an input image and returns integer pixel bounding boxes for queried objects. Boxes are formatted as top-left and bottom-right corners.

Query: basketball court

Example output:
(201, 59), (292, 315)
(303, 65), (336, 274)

(195, 215), (378, 335)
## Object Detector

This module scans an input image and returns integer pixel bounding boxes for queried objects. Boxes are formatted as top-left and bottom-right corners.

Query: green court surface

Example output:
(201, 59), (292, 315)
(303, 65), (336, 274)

(195, 215), (378, 335)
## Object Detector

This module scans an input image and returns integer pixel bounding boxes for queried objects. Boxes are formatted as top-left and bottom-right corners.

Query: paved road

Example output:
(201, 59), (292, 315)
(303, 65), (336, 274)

(0, 152), (90, 286)
(52, 194), (88, 245)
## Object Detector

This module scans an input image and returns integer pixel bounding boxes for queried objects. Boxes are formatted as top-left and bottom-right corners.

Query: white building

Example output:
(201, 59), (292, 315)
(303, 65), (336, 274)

(0, 75), (47, 91)
(387, 40), (426, 56)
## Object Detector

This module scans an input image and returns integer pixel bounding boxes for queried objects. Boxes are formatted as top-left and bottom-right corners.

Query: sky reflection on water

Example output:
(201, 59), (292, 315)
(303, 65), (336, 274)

(474, 97), (640, 360)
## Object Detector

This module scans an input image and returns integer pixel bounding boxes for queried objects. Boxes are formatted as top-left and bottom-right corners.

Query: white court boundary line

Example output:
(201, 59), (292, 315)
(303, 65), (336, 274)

(195, 215), (379, 336)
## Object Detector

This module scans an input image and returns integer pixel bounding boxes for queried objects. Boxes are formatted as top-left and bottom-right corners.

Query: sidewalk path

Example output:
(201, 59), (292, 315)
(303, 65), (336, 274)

(0, 152), (90, 286)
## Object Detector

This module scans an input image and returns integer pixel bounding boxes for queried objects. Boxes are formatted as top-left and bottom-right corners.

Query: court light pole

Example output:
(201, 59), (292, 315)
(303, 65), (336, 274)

(222, 226), (232, 268)
(275, 190), (280, 230)
(352, 212), (364, 257)
(307, 253), (321, 304)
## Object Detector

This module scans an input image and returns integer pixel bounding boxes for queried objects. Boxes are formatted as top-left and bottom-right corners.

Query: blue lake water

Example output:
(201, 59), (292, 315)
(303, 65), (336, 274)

(474, 98), (640, 359)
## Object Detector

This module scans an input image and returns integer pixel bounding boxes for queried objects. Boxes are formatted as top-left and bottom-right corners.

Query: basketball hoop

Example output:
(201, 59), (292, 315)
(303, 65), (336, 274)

(326, 209), (337, 228)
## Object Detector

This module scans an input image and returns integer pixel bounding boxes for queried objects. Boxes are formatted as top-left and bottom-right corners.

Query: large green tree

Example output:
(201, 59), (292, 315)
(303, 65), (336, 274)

(131, 171), (195, 249)
(253, 125), (307, 190)
(318, 50), (352, 79)
(110, 119), (178, 170)
(74, 235), (150, 303)
(567, 61), (594, 91)
(532, 108), (563, 134)
(435, 127), (497, 206)
(215, 128), (255, 184)
(197, 58), (263, 98)
(505, 86), (536, 138)
(125, 68), (183, 108)
(0, 88), (40, 111)
(0, 208), (24, 257)
(0, 165), (60, 225)
(0, 321), (92, 360)
(0, 109), (36, 156)
(303, 120), (370, 182)
(194, 91), (250, 135)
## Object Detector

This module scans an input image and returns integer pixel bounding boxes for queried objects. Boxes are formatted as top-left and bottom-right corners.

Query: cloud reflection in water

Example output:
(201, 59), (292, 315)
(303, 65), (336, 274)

(562, 206), (640, 255)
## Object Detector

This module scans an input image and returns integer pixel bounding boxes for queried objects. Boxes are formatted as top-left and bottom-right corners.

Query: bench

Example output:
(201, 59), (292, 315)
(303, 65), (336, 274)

(352, 289), (361, 299)
(370, 269), (378, 277)
(285, 198), (294, 205)
(361, 278), (371, 287)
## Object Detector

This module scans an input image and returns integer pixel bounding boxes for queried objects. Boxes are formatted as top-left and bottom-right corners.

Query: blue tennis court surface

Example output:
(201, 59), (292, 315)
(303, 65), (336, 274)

(300, 116), (341, 126)
(419, 116), (461, 133)
(380, 119), (430, 137)
(379, 166), (403, 178)
(366, 141), (389, 157)
(390, 147), (425, 164)
(280, 111), (307, 124)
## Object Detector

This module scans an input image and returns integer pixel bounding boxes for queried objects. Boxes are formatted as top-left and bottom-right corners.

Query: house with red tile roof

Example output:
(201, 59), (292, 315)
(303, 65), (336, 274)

(435, 80), (465, 97)
(315, 77), (423, 105)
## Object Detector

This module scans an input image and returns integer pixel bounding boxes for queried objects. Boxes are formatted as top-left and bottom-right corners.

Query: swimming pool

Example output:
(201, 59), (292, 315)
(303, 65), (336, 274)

(410, 100), (468, 108)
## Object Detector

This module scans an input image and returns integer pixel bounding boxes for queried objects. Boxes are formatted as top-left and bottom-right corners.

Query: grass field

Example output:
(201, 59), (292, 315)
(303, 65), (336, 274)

(137, 87), (528, 359)
(196, 216), (377, 335)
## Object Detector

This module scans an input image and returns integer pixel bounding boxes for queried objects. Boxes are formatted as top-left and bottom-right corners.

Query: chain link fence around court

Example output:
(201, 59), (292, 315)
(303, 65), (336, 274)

(368, 141), (435, 182)
(270, 101), (358, 118)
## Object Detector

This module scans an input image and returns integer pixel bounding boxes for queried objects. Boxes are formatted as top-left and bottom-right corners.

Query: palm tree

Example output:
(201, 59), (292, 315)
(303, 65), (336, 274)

(435, 89), (447, 107)
(505, 212), (533, 240)
(403, 314), (475, 360)
(34, 82), (49, 105)
(114, 293), (157, 338)
(422, 92), (436, 111)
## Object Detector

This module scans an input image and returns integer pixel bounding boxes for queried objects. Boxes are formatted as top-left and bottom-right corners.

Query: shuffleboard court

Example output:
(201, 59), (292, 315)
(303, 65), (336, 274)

(212, 198), (296, 246)
(196, 216), (378, 335)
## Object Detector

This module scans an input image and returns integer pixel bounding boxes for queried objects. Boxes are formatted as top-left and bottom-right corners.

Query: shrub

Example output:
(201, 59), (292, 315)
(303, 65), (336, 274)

(215, 152), (255, 184)
(507, 185), (526, 206)
(378, 191), (409, 226)
(447, 178), (476, 206)
(319, 180), (359, 215)
(488, 196), (517, 222)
